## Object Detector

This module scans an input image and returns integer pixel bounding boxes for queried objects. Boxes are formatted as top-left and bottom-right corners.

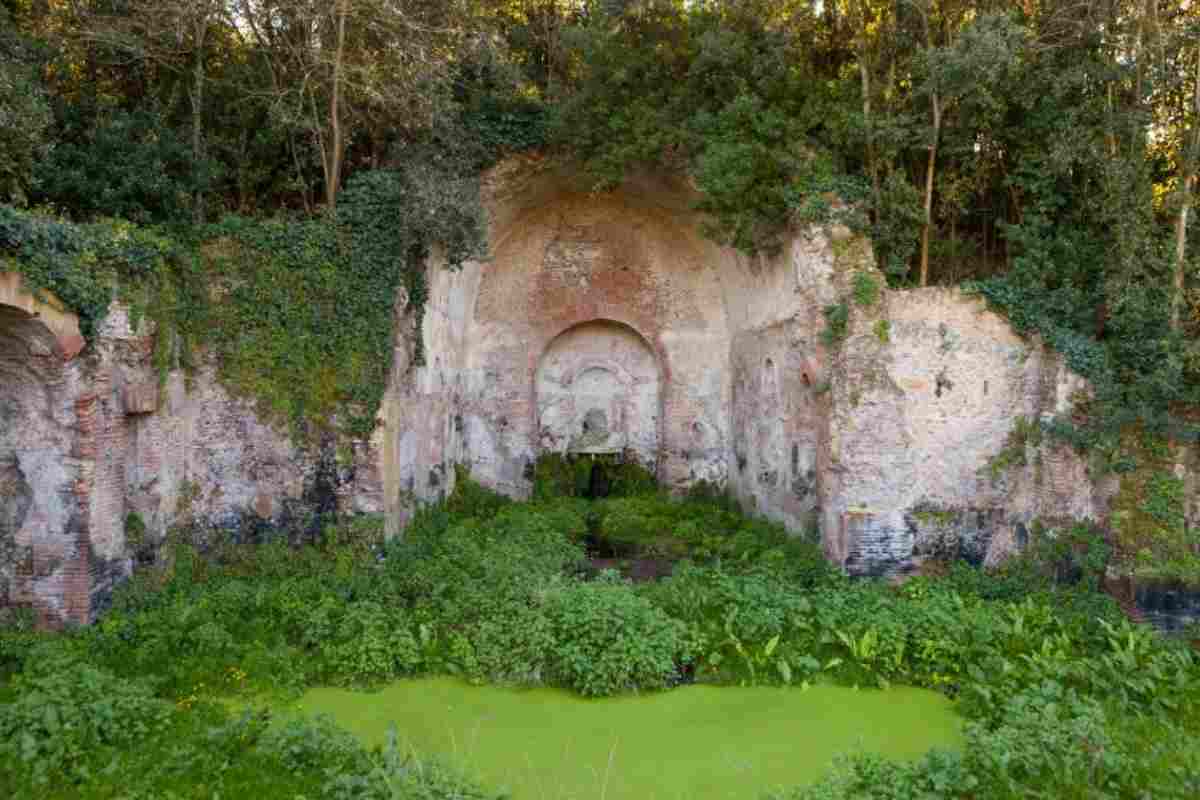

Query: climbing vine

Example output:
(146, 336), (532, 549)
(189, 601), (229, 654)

(0, 164), (490, 444)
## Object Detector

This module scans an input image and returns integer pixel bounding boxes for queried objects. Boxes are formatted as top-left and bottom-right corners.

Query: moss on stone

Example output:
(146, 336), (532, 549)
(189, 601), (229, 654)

(1108, 433), (1196, 582)
(912, 508), (958, 528)
(984, 416), (1043, 483)
(873, 319), (891, 343)
(532, 453), (657, 501)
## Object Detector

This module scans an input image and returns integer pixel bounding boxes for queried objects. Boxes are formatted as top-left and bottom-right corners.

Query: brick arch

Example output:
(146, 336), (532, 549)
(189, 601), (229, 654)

(532, 318), (666, 477)
(0, 273), (86, 360)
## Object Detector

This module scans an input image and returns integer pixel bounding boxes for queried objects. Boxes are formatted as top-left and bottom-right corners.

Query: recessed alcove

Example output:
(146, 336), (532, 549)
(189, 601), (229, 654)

(535, 319), (661, 468)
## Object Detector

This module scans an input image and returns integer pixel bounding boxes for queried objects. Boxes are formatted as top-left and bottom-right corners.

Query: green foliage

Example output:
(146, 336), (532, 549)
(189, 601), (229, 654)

(1105, 435), (1200, 581)
(34, 105), (219, 224)
(532, 452), (577, 501)
(531, 453), (657, 501)
(0, 205), (181, 339)
(983, 416), (1044, 482)
(0, 652), (171, 786)
(606, 459), (658, 497)
(202, 192), (425, 439)
(445, 465), (512, 521)
(851, 271), (881, 308)
(319, 602), (422, 686)
(590, 493), (831, 576)
(544, 577), (690, 696)
(869, 171), (924, 279)
(873, 319), (891, 344)
(820, 303), (850, 347)
(3, 491), (1198, 798)
(0, 11), (51, 205)
(554, 2), (849, 254)
(0, 687), (499, 800)
(773, 684), (1200, 800)
(3, 150), (492, 443)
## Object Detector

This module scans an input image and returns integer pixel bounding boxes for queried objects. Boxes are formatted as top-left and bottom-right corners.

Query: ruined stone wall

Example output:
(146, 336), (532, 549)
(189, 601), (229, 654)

(0, 275), (360, 624)
(378, 264), (483, 531)
(824, 283), (1122, 576)
(380, 165), (1176, 578)
(6, 162), (1200, 619)
(378, 164), (736, 515)
(717, 232), (840, 533)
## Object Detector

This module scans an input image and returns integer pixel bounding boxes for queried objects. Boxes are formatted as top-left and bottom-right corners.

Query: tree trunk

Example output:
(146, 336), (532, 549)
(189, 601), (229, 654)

(920, 92), (941, 287)
(860, 59), (881, 217)
(1173, 51), (1200, 332)
(191, 15), (206, 225)
(325, 0), (349, 213)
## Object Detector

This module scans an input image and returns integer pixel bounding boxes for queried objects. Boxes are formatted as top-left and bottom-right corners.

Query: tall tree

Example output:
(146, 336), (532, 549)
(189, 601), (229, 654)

(236, 0), (471, 212)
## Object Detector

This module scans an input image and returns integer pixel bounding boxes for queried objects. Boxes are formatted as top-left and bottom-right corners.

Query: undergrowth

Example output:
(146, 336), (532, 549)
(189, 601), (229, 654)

(1, 473), (1198, 798)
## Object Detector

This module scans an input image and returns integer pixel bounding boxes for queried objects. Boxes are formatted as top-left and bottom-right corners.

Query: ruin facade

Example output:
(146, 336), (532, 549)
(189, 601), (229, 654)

(3, 161), (1197, 623)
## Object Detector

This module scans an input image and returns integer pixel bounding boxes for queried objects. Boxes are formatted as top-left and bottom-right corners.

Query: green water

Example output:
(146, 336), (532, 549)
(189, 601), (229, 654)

(294, 678), (963, 800)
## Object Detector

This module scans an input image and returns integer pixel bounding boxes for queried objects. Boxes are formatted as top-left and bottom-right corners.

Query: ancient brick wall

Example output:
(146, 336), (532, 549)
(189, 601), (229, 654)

(5, 162), (1199, 617)
(0, 285), (90, 625)
(379, 165), (737, 515)
(1, 278), (340, 624)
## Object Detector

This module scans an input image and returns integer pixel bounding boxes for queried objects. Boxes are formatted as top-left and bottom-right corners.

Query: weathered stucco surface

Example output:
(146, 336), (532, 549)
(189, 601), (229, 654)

(381, 163), (1183, 578)
(0, 275), (374, 624)
(4, 161), (1198, 620)
(0, 300), (89, 623)
(379, 164), (739, 520)
(824, 284), (1116, 576)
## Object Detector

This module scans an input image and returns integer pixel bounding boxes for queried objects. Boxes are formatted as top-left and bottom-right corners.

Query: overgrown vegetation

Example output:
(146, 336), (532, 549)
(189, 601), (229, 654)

(1, 3), (1198, 556)
(0, 165), (491, 439)
(2, 474), (1198, 797)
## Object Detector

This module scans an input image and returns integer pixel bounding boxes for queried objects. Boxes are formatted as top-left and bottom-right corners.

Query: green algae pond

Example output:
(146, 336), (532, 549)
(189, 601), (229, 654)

(290, 677), (963, 800)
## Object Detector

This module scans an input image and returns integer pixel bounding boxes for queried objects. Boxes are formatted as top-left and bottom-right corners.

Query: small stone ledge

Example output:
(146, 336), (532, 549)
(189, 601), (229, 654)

(122, 382), (159, 415)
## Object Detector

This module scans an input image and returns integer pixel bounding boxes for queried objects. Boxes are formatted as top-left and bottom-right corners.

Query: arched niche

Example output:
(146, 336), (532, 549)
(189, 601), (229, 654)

(535, 320), (661, 467)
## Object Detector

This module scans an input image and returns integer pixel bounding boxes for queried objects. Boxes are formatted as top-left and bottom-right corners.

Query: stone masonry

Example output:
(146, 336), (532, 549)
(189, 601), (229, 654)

(3, 159), (1197, 620)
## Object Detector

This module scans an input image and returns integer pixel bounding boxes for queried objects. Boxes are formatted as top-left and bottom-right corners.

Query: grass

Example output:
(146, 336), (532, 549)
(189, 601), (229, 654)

(291, 677), (964, 800)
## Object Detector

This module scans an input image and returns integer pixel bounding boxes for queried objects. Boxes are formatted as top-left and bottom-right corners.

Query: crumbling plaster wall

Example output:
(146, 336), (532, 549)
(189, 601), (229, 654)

(823, 278), (1118, 576)
(379, 163), (738, 520)
(381, 163), (1151, 577)
(1, 274), (375, 624)
(717, 230), (840, 533)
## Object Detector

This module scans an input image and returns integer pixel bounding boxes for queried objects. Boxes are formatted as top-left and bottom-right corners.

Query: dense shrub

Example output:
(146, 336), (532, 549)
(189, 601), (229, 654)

(543, 576), (691, 696)
(319, 601), (422, 685)
(2, 484), (1199, 798)
(0, 652), (171, 786)
(591, 493), (833, 581)
(771, 684), (1200, 800)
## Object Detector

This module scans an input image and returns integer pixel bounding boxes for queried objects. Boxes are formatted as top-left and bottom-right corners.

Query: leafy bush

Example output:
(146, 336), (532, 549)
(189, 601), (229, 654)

(543, 577), (691, 696)
(645, 564), (819, 686)
(591, 494), (832, 578)
(387, 505), (585, 630)
(772, 683), (1200, 800)
(0, 652), (171, 786)
(34, 105), (218, 224)
(319, 602), (421, 685)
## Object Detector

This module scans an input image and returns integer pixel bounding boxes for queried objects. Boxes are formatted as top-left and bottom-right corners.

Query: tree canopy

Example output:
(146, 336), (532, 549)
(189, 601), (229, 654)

(2, 0), (1198, 460)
